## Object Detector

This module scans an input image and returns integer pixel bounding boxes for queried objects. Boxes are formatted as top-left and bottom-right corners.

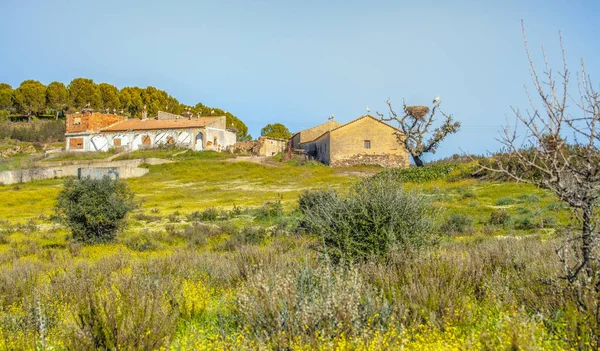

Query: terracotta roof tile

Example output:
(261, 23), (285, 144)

(100, 117), (219, 132)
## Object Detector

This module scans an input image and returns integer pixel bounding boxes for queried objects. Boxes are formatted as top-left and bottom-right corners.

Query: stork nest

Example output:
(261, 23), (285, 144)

(405, 105), (430, 119)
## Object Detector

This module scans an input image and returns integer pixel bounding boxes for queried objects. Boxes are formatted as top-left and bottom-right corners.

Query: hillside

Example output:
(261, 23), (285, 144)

(0, 152), (586, 350)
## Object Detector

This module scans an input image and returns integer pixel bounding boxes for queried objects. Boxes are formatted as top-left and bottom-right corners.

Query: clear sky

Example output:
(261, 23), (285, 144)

(1, 0), (598, 160)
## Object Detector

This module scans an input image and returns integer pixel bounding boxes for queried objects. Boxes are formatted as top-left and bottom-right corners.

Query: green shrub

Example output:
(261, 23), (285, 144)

(123, 231), (162, 252)
(516, 206), (532, 214)
(133, 212), (161, 222)
(253, 201), (284, 222)
(376, 164), (455, 183)
(299, 175), (436, 262)
(514, 216), (538, 230)
(440, 213), (473, 234)
(496, 197), (516, 206)
(489, 209), (511, 226)
(461, 191), (477, 199)
(54, 177), (136, 243)
(220, 226), (269, 250)
(376, 162), (477, 184)
(188, 207), (219, 221)
(0, 120), (66, 142)
(541, 216), (557, 228)
(518, 193), (541, 203)
(69, 263), (180, 350)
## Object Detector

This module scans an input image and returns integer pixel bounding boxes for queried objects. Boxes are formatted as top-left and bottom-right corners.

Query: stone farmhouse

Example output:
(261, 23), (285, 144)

(65, 111), (236, 152)
(292, 115), (410, 168)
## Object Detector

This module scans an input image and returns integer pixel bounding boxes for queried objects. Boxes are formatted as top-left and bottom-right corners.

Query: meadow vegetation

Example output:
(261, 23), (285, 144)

(0, 153), (596, 350)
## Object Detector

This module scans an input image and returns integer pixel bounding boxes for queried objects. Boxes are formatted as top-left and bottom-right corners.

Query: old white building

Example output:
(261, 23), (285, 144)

(65, 111), (236, 152)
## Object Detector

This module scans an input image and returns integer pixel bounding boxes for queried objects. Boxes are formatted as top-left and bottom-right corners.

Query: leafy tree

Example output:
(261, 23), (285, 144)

(13, 80), (47, 121)
(261, 123), (291, 139)
(98, 83), (121, 112)
(68, 78), (101, 109)
(377, 99), (460, 167)
(120, 86), (144, 117)
(46, 81), (69, 119)
(141, 86), (170, 116)
(55, 177), (136, 243)
(0, 83), (13, 112)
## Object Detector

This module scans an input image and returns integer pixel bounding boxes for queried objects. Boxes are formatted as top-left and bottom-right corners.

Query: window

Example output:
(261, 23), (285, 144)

(69, 138), (84, 149)
(364, 140), (371, 149)
(142, 135), (151, 145)
(114, 138), (121, 146)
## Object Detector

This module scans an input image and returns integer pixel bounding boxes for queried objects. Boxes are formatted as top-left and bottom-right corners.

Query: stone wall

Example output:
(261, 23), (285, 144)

(328, 117), (409, 168)
(331, 153), (407, 168)
(0, 158), (169, 185)
(258, 137), (287, 156)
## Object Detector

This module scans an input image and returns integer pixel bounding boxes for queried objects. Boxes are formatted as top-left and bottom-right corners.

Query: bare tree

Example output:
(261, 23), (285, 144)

(377, 99), (460, 166)
(481, 21), (600, 342)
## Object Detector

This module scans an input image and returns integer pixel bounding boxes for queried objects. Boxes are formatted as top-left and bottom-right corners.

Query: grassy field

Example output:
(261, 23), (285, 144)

(0, 152), (592, 350)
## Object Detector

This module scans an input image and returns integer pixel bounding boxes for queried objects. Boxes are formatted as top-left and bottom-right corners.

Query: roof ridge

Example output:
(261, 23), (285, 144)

(310, 115), (403, 143)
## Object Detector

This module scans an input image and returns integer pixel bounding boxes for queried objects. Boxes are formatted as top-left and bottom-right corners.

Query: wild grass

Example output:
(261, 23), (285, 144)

(42, 149), (118, 162)
(0, 156), (589, 349)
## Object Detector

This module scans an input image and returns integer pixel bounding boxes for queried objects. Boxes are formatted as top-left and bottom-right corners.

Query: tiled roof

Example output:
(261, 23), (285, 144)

(100, 117), (219, 132)
(310, 115), (403, 142)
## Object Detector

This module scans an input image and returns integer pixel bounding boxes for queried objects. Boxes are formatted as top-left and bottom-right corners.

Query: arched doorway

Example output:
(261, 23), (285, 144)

(195, 132), (204, 151)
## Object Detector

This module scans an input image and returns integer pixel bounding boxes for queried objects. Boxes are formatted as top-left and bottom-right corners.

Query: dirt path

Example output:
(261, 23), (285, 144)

(226, 156), (280, 166)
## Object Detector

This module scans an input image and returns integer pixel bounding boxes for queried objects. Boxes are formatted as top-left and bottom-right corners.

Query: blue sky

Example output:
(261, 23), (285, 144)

(1, 0), (599, 160)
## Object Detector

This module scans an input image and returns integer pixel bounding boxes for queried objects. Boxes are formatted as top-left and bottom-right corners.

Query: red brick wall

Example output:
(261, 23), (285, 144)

(66, 113), (127, 133)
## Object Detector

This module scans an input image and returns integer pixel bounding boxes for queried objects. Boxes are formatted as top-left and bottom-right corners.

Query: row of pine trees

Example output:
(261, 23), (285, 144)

(0, 79), (249, 139)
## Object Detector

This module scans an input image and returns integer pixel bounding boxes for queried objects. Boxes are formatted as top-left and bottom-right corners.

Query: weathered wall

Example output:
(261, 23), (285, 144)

(313, 133), (331, 164)
(66, 113), (127, 133)
(206, 116), (227, 130)
(329, 117), (409, 168)
(295, 120), (341, 145)
(0, 159), (170, 185)
(66, 135), (91, 152)
(258, 137), (287, 156)
(78, 167), (119, 179)
(157, 111), (180, 120)
(291, 133), (301, 149)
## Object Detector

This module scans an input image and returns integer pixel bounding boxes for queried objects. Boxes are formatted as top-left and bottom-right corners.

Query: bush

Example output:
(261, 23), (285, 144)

(188, 207), (219, 221)
(376, 163), (477, 184)
(440, 213), (473, 234)
(54, 177), (136, 243)
(299, 175), (436, 262)
(518, 193), (541, 203)
(514, 216), (539, 230)
(0, 120), (65, 142)
(376, 164), (455, 183)
(496, 197), (516, 205)
(253, 201), (284, 222)
(489, 209), (511, 226)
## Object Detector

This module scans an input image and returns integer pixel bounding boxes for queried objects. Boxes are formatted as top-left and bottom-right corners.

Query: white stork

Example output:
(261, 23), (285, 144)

(432, 94), (440, 104)
(366, 106), (370, 114)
